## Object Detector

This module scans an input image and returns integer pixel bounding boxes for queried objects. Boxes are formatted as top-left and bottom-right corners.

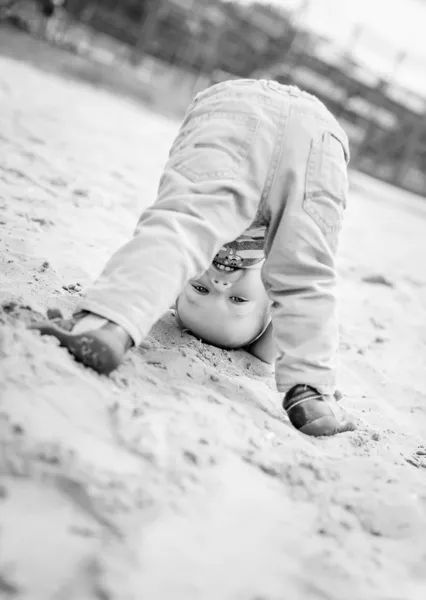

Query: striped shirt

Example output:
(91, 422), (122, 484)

(213, 225), (266, 269)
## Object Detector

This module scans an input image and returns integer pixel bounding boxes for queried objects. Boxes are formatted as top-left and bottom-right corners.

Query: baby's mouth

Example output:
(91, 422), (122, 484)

(212, 260), (239, 273)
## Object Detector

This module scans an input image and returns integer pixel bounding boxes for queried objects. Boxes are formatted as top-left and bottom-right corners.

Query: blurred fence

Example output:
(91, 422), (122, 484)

(4, 0), (426, 197)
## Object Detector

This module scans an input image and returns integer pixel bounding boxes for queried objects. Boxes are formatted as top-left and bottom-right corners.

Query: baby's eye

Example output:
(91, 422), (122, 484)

(191, 283), (209, 294)
(230, 296), (248, 304)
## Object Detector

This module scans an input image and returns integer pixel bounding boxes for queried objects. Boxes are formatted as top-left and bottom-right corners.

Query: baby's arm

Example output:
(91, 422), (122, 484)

(246, 322), (276, 364)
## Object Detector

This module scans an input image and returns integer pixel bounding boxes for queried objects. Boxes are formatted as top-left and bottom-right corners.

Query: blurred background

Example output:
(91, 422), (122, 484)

(1, 0), (426, 197)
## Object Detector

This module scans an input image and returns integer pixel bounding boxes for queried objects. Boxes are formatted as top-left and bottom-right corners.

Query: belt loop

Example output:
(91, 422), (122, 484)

(264, 79), (279, 92)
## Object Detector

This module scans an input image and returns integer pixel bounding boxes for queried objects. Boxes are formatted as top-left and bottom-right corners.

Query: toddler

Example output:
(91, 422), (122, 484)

(32, 79), (355, 437)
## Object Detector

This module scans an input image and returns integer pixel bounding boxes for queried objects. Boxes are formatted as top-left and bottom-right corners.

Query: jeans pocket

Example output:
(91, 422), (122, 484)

(170, 111), (259, 182)
(303, 131), (348, 249)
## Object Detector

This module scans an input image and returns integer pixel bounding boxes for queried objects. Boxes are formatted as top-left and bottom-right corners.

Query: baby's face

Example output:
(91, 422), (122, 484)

(176, 263), (270, 348)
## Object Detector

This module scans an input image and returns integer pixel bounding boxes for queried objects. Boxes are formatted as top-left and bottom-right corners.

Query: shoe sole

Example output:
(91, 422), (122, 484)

(31, 323), (121, 374)
(65, 334), (120, 374)
(299, 416), (356, 437)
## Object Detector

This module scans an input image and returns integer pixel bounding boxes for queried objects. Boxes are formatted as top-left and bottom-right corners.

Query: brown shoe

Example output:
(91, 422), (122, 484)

(29, 311), (132, 374)
(283, 385), (356, 437)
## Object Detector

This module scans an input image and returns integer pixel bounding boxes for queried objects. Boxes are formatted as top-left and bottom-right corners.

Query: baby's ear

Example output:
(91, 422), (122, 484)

(246, 322), (276, 364)
(171, 302), (185, 327)
(168, 299), (178, 312)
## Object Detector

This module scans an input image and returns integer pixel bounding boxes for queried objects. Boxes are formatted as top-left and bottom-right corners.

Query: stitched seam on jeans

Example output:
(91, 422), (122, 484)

(303, 132), (346, 236)
(303, 198), (342, 235)
(258, 96), (289, 214)
(173, 115), (260, 183)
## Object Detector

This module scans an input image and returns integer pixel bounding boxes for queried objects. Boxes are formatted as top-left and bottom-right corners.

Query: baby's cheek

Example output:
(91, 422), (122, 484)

(178, 284), (192, 301)
(174, 293), (187, 326)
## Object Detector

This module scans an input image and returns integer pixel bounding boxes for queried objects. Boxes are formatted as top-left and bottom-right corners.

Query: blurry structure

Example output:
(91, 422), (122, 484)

(2, 0), (425, 197)
(0, 0), (64, 19)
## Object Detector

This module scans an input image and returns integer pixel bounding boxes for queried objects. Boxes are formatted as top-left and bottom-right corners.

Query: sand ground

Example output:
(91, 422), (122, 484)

(1, 29), (426, 600)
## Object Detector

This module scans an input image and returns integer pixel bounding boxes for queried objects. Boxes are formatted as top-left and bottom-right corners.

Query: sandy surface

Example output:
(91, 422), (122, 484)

(1, 32), (426, 600)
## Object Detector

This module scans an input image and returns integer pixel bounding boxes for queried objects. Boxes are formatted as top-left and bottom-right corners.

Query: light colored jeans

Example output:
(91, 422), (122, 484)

(78, 79), (350, 396)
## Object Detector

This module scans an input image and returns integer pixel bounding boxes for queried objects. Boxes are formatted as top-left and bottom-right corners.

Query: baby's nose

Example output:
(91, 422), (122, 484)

(211, 277), (232, 290)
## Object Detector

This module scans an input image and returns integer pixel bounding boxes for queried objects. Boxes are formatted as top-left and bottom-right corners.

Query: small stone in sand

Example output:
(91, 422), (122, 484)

(39, 260), (50, 272)
(2, 301), (18, 313)
(362, 274), (394, 287)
